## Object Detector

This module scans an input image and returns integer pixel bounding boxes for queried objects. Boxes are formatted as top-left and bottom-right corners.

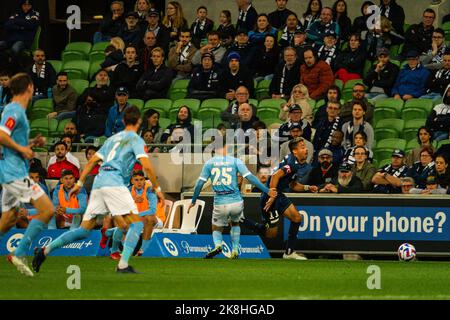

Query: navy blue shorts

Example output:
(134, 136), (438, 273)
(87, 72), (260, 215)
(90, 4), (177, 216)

(260, 192), (292, 227)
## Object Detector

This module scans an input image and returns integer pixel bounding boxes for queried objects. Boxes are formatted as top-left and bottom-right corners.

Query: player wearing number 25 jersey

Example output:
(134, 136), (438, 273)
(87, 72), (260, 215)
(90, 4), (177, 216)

(190, 138), (276, 259)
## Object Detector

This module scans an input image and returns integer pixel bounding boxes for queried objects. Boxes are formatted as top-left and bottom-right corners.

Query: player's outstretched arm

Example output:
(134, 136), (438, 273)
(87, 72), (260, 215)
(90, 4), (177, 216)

(244, 174), (277, 198)
(0, 130), (34, 159)
(263, 169), (285, 212)
(189, 178), (206, 213)
(70, 154), (102, 196)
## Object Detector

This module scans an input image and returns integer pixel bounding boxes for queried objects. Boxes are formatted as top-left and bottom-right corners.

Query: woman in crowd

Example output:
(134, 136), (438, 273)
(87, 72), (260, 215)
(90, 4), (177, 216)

(160, 105), (194, 144)
(435, 154), (450, 190)
(301, 0), (322, 30)
(279, 84), (313, 124)
(248, 14), (278, 47)
(408, 147), (436, 189)
(162, 1), (189, 41)
(332, 0), (352, 44)
(406, 126), (434, 166)
(141, 108), (163, 143)
(248, 34), (279, 82)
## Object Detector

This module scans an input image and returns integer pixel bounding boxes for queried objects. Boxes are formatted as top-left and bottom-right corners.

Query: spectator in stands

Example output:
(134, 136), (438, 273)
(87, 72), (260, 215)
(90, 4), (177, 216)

(307, 7), (340, 46)
(190, 6), (214, 49)
(365, 16), (404, 61)
(47, 134), (81, 169)
(351, 1), (375, 43)
(118, 11), (142, 47)
(84, 145), (100, 184)
(100, 40), (125, 72)
(402, 8), (435, 56)
(312, 85), (341, 128)
(248, 34), (279, 81)
(74, 94), (107, 140)
(422, 51), (450, 100)
(142, 8), (170, 54)
(135, 0), (152, 28)
(139, 31), (156, 73)
(351, 145), (376, 191)
(94, 1), (125, 43)
(406, 126), (434, 167)
(192, 31), (227, 67)
(301, 0), (322, 31)
(379, 0), (405, 37)
(279, 13), (303, 49)
(319, 162), (363, 193)
(236, 0), (258, 32)
(332, 0), (351, 43)
(426, 84), (450, 142)
(217, 10), (236, 49)
(48, 72), (78, 121)
(407, 146), (435, 189)
(280, 84), (313, 124)
(105, 86), (132, 137)
(221, 86), (256, 128)
(277, 104), (313, 144)
(292, 30), (312, 65)
(247, 165), (272, 192)
(141, 108), (163, 143)
(187, 52), (223, 101)
(52, 170), (87, 229)
(372, 149), (408, 193)
(435, 154), (450, 190)
(307, 148), (339, 188)
(0, 0), (40, 55)
(342, 102), (374, 149)
(420, 29), (447, 71)
(400, 177), (415, 194)
(63, 121), (81, 143)
(136, 47), (173, 100)
(112, 45), (143, 97)
(248, 14), (277, 47)
(79, 69), (114, 113)
(327, 130), (345, 165)
(0, 71), (12, 112)
(223, 28), (253, 66)
(340, 83), (374, 123)
(312, 101), (343, 155)
(162, 1), (188, 42)
(300, 48), (334, 100)
(315, 30), (339, 71)
(47, 141), (80, 179)
(334, 33), (367, 82)
(28, 49), (56, 102)
(234, 102), (259, 132)
(279, 123), (314, 163)
(269, 47), (301, 100)
(364, 47), (399, 101)
(409, 175), (447, 194)
(168, 30), (197, 80)
(221, 51), (255, 101)
(268, 0), (295, 29)
(160, 105), (194, 143)
(343, 130), (374, 165)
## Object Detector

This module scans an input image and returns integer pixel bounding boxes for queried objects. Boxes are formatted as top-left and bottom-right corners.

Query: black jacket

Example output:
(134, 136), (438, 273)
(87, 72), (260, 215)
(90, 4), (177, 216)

(100, 15), (125, 38)
(77, 85), (114, 115)
(307, 165), (339, 188)
(269, 59), (301, 97)
(334, 48), (367, 76)
(380, 0), (405, 36)
(140, 23), (171, 54)
(221, 66), (255, 99)
(248, 46), (279, 78)
(363, 61), (400, 95)
(222, 42), (254, 67)
(28, 62), (56, 97)
(136, 64), (173, 100)
(268, 8), (295, 29)
(236, 5), (258, 32)
(187, 65), (223, 101)
(402, 23), (434, 55)
(111, 62), (143, 97)
(426, 68), (450, 96)
(426, 85), (450, 133)
(75, 100), (107, 137)
(190, 18), (214, 48)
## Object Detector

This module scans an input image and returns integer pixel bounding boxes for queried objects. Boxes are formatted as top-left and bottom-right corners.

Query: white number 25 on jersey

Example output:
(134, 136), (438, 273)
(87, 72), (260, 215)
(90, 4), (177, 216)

(211, 167), (232, 186)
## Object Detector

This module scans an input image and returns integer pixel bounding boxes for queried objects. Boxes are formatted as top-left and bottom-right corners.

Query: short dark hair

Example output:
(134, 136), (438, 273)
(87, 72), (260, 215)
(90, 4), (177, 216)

(132, 169), (145, 177)
(61, 169), (74, 178)
(0, 70), (12, 78)
(85, 145), (98, 157)
(60, 133), (73, 142)
(352, 101), (367, 112)
(288, 137), (304, 153)
(354, 130), (367, 142)
(207, 30), (220, 38)
(423, 8), (436, 16)
(124, 105), (141, 125)
(197, 6), (207, 12)
(54, 141), (68, 150)
(354, 145), (367, 156)
(434, 28), (445, 37)
(56, 72), (68, 79)
(10, 73), (33, 96)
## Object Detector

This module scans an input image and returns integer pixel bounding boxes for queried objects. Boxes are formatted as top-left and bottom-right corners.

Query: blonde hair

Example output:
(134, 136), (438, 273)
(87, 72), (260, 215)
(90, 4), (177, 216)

(134, 0), (151, 13)
(288, 84), (310, 104)
(380, 16), (392, 31)
(162, 1), (186, 30)
(151, 47), (165, 57)
(110, 37), (125, 51)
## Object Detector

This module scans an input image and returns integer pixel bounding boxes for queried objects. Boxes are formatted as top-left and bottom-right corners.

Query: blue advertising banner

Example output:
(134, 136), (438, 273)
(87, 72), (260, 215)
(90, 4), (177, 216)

(0, 229), (109, 257)
(284, 206), (450, 241)
(143, 233), (270, 259)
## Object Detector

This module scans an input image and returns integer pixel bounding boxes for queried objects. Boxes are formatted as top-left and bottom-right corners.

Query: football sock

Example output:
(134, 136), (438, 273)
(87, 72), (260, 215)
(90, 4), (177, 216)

(119, 221), (143, 269)
(212, 230), (223, 248)
(14, 219), (46, 257)
(141, 239), (150, 253)
(110, 228), (123, 254)
(230, 226), (240, 252)
(285, 221), (301, 255)
(45, 227), (91, 255)
(105, 227), (116, 238)
(240, 217), (266, 235)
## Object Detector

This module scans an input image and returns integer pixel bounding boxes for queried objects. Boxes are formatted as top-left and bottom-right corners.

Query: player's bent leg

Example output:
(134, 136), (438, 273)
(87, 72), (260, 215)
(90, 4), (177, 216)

(140, 215), (157, 255)
(265, 226), (279, 239)
(30, 194), (55, 223)
(282, 204), (307, 261)
(115, 214), (143, 273)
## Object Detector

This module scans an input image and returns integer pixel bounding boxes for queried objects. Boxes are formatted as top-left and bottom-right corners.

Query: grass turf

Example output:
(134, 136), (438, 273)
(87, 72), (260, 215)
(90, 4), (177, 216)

(0, 257), (449, 300)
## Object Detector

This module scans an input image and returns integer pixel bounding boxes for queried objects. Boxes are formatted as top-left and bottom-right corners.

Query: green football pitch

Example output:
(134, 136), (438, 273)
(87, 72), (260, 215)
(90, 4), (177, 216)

(1, 257), (449, 300)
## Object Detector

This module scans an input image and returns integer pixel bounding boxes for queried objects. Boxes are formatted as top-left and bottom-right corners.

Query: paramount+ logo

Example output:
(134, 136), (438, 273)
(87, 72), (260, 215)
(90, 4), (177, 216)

(163, 237), (179, 257)
(6, 233), (23, 253)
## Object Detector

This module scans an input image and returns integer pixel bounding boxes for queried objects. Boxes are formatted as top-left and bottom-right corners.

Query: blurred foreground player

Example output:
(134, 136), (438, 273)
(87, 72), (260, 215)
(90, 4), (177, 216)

(189, 136), (277, 259)
(33, 106), (164, 273)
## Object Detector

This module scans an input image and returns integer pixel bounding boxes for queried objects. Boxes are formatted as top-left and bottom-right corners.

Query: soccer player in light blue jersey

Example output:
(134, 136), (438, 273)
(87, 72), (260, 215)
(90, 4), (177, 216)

(0, 73), (54, 277)
(189, 136), (277, 259)
(33, 105), (164, 273)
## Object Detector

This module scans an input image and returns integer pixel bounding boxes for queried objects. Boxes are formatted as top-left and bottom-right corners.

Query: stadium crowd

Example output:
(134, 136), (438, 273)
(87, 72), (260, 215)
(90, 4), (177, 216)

(1, 0), (450, 230)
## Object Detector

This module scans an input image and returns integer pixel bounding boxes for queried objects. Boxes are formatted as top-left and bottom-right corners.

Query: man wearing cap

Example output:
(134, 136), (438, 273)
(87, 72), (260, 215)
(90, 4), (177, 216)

(221, 51), (255, 101)
(392, 50), (430, 101)
(279, 122), (314, 163)
(192, 31), (226, 67)
(268, 0), (295, 29)
(105, 87), (132, 137)
(168, 29), (197, 80)
(236, 0), (258, 33)
(319, 163), (363, 193)
(409, 175), (447, 194)
(269, 47), (301, 100)
(0, 0), (40, 56)
(187, 52), (223, 101)
(276, 104), (312, 144)
(306, 148), (338, 189)
(364, 47), (400, 101)
(372, 149), (409, 194)
(111, 44), (143, 97)
(306, 7), (340, 46)
(118, 12), (142, 47)
(94, 1), (125, 43)
(315, 30), (339, 71)
(223, 28), (253, 67)
(141, 8), (170, 54)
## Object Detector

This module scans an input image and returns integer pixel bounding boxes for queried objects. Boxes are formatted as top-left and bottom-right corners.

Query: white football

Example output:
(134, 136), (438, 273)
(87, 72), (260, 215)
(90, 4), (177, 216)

(397, 243), (416, 261)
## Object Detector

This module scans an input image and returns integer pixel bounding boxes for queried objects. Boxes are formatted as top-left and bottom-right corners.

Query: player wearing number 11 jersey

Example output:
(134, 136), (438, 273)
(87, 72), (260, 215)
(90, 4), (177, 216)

(189, 137), (277, 259)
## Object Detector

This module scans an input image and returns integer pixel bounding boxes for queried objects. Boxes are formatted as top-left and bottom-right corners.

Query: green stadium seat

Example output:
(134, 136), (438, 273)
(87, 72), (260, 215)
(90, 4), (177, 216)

(200, 98), (229, 111)
(443, 22), (450, 32)
(157, 117), (171, 131)
(62, 42), (92, 62)
(47, 60), (62, 73)
(378, 158), (392, 169)
(437, 139), (450, 149)
(62, 60), (90, 80)
(48, 118), (59, 137)
(197, 107), (222, 129)
(334, 79), (344, 91)
(260, 118), (283, 126)
(255, 79), (272, 100)
(29, 118), (55, 138)
(401, 107), (427, 121)
(402, 119), (426, 141)
(127, 99), (145, 111)
(69, 79), (89, 96)
(404, 98), (434, 114)
(363, 59), (372, 77)
(257, 106), (279, 120)
(65, 69), (83, 80)
(171, 98), (201, 115)
(54, 118), (73, 136)
(144, 99), (173, 117)
(89, 61), (102, 80)
(249, 99), (259, 107)
(374, 118), (404, 140)
(29, 99), (53, 119)
(258, 98), (286, 109)
(343, 79), (364, 91)
(91, 41), (110, 53)
(373, 98), (403, 123)
(170, 79), (190, 90)
(89, 51), (106, 64)
(374, 138), (406, 161)
(62, 51), (85, 63)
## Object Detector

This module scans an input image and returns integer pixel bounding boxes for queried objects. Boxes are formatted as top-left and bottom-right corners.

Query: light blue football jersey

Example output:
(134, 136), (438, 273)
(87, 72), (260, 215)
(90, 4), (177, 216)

(93, 130), (148, 189)
(0, 102), (30, 184)
(198, 155), (251, 205)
